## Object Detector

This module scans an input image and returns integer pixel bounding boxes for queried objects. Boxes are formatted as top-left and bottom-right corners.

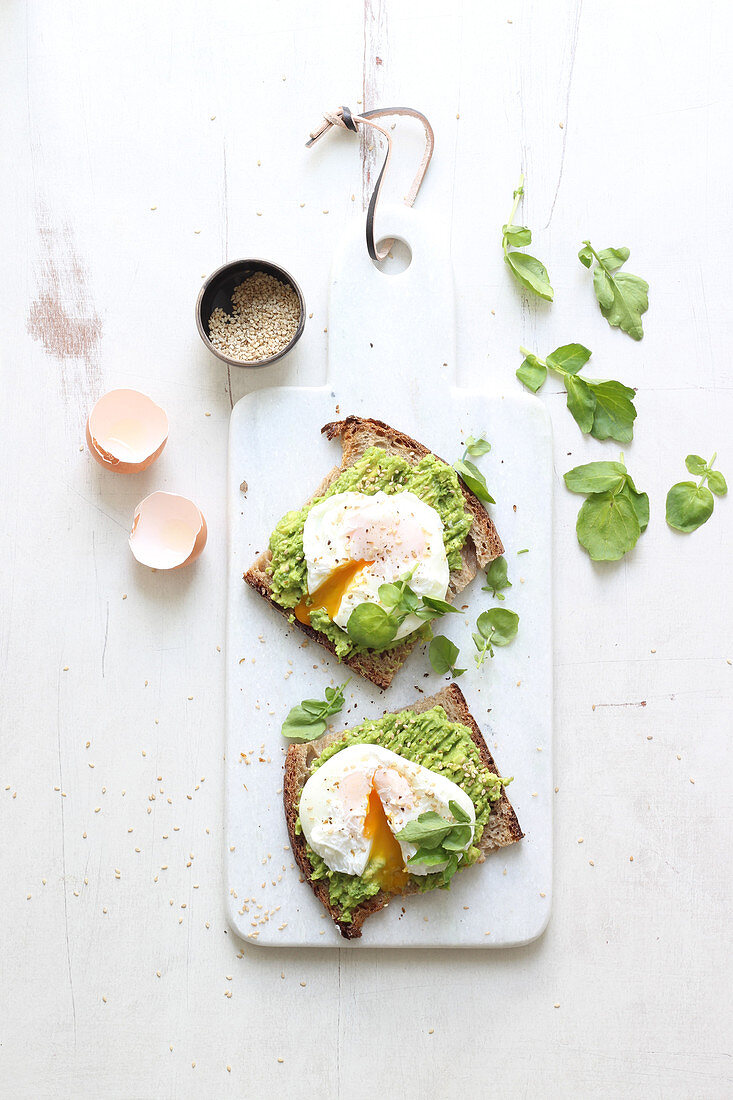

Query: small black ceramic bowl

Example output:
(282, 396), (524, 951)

(195, 258), (306, 368)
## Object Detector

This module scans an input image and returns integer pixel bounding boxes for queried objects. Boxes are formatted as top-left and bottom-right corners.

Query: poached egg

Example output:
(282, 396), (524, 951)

(295, 490), (450, 640)
(299, 744), (475, 890)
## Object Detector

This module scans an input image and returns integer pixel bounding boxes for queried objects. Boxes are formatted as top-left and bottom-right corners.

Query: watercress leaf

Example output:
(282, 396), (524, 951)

(324, 681), (348, 714)
(402, 586), (420, 614)
(502, 223), (532, 246)
(578, 243), (594, 268)
(576, 490), (641, 561)
(619, 483), (650, 534)
(665, 482), (715, 532)
(546, 343), (592, 375)
(564, 374), (596, 434)
(281, 706), (326, 742)
(586, 379), (637, 443)
(453, 459), (495, 504)
(685, 454), (708, 475)
(422, 596), (460, 615)
(300, 699), (328, 714)
(516, 356), (548, 393)
(707, 469), (727, 496)
(442, 826), (473, 851)
(397, 812), (452, 846)
(505, 251), (554, 302)
(597, 246), (630, 271)
(442, 852), (461, 885)
(472, 632), (488, 652)
(599, 271), (649, 341)
(475, 611), (493, 640)
(593, 267), (615, 310)
(483, 555), (512, 598)
(346, 602), (397, 648)
(465, 435), (492, 456)
(408, 850), (448, 867)
(452, 667), (467, 677)
(377, 582), (401, 609)
(428, 636), (460, 676)
(448, 799), (472, 824)
(563, 461), (628, 495)
(482, 607), (520, 646)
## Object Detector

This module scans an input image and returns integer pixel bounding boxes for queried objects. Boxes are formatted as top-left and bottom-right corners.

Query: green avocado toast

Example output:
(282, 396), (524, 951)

(283, 683), (523, 939)
(244, 416), (503, 688)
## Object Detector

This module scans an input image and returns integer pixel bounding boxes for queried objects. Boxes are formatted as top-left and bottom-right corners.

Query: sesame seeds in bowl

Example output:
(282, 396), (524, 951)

(196, 259), (305, 368)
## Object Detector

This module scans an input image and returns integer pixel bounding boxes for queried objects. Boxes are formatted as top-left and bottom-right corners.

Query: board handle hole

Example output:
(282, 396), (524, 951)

(372, 237), (412, 275)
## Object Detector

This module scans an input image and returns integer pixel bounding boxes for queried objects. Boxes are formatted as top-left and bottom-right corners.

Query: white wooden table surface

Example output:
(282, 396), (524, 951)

(1, 2), (731, 1096)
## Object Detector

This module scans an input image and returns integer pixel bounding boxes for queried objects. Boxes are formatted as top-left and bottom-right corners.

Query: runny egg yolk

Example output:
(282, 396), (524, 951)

(363, 786), (409, 893)
(294, 560), (372, 625)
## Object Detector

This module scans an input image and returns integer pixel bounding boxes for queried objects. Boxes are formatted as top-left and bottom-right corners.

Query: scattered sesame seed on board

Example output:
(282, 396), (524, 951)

(554, 1002), (560, 1009)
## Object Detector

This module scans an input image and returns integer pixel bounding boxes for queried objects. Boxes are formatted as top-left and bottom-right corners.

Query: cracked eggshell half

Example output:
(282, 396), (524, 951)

(86, 389), (169, 473)
(129, 492), (207, 570)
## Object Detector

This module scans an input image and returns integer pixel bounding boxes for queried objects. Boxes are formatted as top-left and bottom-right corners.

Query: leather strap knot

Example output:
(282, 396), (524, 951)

(306, 105), (434, 262)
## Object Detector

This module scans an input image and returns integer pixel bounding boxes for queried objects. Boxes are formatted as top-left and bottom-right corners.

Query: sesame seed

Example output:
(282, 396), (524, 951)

(208, 273), (300, 362)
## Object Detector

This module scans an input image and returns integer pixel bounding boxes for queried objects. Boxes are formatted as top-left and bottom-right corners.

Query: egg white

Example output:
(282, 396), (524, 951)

(299, 744), (475, 877)
(302, 490), (450, 640)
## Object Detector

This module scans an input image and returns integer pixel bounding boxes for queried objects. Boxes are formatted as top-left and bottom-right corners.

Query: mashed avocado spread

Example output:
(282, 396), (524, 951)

(267, 447), (472, 658)
(297, 706), (508, 923)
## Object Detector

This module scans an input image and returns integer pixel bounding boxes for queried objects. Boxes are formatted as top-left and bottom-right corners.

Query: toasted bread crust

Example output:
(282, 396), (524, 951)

(243, 416), (503, 689)
(283, 684), (523, 939)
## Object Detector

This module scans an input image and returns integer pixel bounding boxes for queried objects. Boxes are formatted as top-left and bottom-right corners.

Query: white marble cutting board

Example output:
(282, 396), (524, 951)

(225, 207), (552, 947)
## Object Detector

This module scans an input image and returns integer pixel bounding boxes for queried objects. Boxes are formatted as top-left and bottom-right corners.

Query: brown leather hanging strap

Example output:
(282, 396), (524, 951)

(306, 106), (434, 261)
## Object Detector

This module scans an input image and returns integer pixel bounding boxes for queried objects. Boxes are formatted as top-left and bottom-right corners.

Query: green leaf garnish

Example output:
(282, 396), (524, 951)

(448, 799), (471, 824)
(502, 176), (553, 301)
(666, 453), (726, 533)
(516, 344), (637, 443)
(578, 240), (649, 340)
(453, 459), (495, 504)
(281, 680), (349, 742)
(428, 636), (465, 678)
(454, 436), (495, 504)
(482, 555), (512, 600)
(346, 603), (397, 648)
(564, 458), (649, 561)
(473, 607), (519, 667)
(346, 573), (457, 649)
(464, 435), (492, 456)
(395, 804), (476, 886)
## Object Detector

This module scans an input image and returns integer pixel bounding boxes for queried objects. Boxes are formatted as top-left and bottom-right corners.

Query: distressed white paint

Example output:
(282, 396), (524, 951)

(1, 0), (731, 1096)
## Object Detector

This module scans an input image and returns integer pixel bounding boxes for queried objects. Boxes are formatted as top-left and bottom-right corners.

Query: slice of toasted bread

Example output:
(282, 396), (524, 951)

(283, 683), (523, 939)
(244, 416), (503, 688)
